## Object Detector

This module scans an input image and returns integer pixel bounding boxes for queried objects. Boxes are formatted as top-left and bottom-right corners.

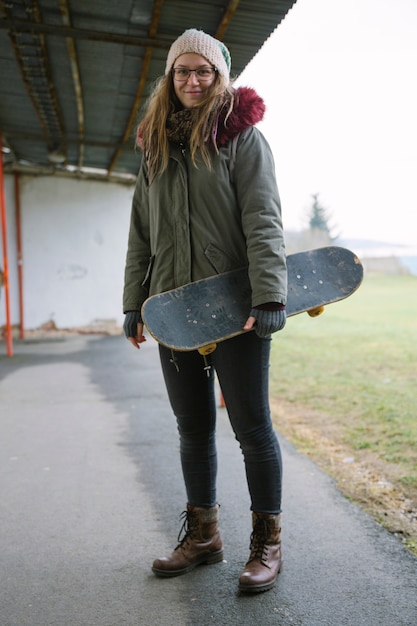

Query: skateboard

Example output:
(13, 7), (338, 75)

(141, 246), (363, 353)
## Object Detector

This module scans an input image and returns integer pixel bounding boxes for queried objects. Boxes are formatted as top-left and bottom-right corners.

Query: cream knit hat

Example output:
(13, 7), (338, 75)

(165, 29), (231, 81)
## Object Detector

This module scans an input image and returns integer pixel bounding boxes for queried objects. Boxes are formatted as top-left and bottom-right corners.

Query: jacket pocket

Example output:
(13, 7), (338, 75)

(204, 242), (238, 274)
(141, 255), (155, 292)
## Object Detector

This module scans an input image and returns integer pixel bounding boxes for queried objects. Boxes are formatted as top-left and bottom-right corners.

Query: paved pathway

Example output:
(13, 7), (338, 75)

(1, 335), (416, 625)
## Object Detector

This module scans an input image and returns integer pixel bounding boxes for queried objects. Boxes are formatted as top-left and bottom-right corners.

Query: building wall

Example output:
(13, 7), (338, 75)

(0, 174), (134, 330)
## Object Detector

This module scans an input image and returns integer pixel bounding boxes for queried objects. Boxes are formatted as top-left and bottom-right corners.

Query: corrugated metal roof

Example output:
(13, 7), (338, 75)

(0, 0), (297, 184)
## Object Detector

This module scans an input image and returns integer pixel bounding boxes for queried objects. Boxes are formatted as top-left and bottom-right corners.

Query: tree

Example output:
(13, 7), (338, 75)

(285, 193), (340, 253)
(307, 193), (338, 242)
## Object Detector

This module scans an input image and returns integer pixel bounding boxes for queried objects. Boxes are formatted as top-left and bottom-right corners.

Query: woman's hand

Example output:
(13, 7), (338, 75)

(124, 312), (147, 349)
(243, 308), (286, 338)
(127, 323), (147, 349)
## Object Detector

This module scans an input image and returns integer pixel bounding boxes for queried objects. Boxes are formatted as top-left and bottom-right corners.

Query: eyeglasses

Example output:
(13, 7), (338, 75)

(172, 67), (217, 82)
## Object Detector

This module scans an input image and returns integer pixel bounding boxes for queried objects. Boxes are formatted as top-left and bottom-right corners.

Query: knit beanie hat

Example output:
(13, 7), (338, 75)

(165, 29), (231, 81)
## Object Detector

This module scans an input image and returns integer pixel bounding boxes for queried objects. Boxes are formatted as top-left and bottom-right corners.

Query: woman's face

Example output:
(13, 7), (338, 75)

(171, 53), (217, 109)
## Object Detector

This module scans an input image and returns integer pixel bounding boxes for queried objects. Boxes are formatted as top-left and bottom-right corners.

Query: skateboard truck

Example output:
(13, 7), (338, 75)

(198, 343), (217, 377)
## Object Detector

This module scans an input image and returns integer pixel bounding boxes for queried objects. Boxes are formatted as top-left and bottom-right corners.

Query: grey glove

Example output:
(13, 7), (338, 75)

(250, 308), (286, 338)
(123, 310), (143, 339)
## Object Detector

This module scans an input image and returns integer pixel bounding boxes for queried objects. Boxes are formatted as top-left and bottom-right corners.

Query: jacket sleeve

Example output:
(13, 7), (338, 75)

(122, 163), (152, 312)
(232, 127), (287, 307)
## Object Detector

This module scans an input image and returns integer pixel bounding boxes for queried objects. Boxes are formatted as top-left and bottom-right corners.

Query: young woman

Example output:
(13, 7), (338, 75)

(123, 29), (287, 593)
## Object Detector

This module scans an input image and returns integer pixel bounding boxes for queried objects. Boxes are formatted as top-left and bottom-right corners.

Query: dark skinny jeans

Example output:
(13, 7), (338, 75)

(159, 331), (282, 514)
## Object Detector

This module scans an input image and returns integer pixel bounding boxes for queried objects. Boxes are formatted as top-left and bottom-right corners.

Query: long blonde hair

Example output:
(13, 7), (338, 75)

(137, 72), (235, 183)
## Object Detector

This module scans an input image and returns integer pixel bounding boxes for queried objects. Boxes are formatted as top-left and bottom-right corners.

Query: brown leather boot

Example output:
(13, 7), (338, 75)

(238, 512), (282, 593)
(152, 504), (223, 577)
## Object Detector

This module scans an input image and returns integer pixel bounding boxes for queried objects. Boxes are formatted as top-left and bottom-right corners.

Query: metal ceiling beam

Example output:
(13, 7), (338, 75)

(3, 161), (136, 184)
(0, 17), (173, 49)
(4, 130), (118, 149)
(215, 0), (241, 40)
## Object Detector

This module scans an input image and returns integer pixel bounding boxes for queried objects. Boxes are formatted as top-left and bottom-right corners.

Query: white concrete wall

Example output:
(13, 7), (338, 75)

(0, 174), (134, 330)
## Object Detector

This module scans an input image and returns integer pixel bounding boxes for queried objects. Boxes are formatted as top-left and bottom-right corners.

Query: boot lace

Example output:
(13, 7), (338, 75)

(175, 509), (198, 550)
(247, 517), (270, 565)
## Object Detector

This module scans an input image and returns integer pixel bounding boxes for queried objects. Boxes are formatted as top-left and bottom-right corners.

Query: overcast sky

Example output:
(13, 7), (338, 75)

(236, 0), (417, 248)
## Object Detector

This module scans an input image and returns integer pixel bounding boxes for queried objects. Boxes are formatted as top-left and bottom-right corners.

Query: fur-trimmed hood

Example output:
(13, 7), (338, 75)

(216, 86), (266, 146)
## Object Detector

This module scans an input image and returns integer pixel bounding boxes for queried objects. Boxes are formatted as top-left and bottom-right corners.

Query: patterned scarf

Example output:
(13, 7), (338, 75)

(166, 109), (196, 145)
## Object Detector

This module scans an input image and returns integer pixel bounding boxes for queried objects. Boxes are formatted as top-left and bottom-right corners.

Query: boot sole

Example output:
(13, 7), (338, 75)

(238, 561), (283, 593)
(152, 549), (224, 578)
(239, 579), (275, 593)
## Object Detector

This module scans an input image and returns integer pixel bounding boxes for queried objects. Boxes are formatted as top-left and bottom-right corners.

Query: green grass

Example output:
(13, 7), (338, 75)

(270, 272), (417, 495)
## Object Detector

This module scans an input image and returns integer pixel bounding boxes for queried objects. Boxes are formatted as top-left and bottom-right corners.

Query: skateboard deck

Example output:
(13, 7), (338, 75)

(142, 246), (363, 352)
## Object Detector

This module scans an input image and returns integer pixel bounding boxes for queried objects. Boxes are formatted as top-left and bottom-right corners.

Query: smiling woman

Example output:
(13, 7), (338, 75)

(122, 28), (288, 594)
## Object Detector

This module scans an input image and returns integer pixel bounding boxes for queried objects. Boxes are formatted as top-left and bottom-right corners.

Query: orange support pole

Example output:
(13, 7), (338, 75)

(0, 133), (14, 356)
(14, 173), (24, 339)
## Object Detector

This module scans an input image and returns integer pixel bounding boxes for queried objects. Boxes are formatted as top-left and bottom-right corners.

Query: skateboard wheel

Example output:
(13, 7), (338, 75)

(198, 343), (217, 355)
(307, 306), (325, 317)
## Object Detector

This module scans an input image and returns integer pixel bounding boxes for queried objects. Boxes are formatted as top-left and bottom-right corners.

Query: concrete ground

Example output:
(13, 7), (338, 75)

(0, 335), (416, 626)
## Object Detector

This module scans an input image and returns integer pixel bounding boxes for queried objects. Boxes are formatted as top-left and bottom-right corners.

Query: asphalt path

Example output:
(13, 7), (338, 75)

(1, 335), (416, 626)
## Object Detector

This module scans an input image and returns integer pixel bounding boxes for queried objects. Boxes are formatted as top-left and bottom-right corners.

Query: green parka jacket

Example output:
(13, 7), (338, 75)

(123, 87), (287, 314)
